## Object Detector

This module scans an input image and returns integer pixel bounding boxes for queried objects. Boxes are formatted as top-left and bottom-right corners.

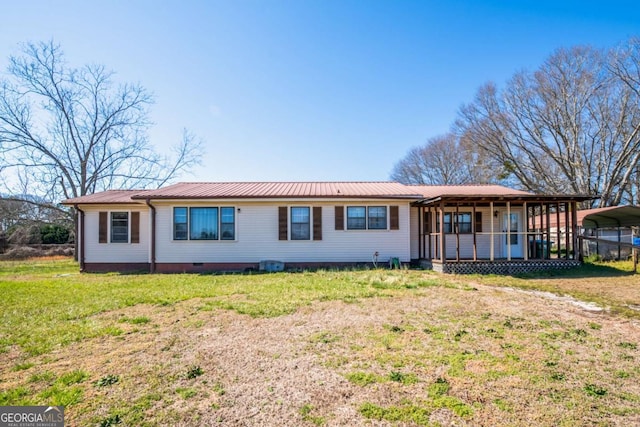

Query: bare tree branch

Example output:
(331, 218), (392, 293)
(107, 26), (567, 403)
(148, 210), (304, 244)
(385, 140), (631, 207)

(0, 40), (203, 208)
(390, 133), (503, 185)
(454, 39), (640, 207)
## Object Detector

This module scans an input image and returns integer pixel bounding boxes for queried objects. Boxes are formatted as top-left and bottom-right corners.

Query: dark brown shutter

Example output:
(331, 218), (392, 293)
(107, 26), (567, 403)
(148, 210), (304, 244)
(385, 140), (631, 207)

(475, 211), (483, 233)
(99, 211), (108, 243)
(390, 206), (399, 230)
(131, 212), (140, 243)
(278, 207), (288, 240)
(334, 206), (344, 230)
(313, 207), (322, 240)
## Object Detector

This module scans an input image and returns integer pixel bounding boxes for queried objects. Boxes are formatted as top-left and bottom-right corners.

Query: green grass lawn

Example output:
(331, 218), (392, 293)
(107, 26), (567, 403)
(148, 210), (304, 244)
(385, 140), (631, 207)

(1, 258), (639, 426)
(0, 258), (457, 356)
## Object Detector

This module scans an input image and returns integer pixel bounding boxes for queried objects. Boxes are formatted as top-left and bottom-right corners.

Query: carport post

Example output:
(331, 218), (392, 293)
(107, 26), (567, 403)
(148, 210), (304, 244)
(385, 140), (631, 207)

(618, 227), (622, 261)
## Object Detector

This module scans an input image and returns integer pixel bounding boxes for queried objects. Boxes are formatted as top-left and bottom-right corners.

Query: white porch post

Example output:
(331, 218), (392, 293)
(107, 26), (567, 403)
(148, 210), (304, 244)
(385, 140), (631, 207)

(523, 202), (528, 261)
(507, 201), (511, 261)
(490, 201), (494, 261)
(439, 201), (446, 265)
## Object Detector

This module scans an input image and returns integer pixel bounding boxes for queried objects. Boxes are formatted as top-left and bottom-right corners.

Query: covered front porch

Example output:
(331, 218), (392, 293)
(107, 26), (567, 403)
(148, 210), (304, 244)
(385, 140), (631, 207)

(412, 193), (593, 274)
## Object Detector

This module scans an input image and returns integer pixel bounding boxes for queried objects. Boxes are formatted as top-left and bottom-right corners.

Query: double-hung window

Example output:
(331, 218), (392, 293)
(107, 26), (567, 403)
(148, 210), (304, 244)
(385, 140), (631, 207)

(436, 212), (472, 234)
(368, 207), (387, 230)
(347, 206), (387, 230)
(436, 213), (453, 233)
(174, 207), (188, 240)
(337, 206), (398, 231)
(99, 211), (139, 244)
(457, 213), (472, 233)
(279, 206), (321, 241)
(110, 212), (129, 243)
(173, 207), (235, 241)
(290, 207), (310, 240)
(220, 207), (235, 240)
(347, 207), (366, 230)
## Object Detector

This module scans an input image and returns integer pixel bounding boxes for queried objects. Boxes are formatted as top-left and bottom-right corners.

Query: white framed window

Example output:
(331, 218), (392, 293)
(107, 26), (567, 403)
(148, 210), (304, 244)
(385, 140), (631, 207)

(99, 211), (139, 244)
(290, 207), (310, 240)
(110, 212), (129, 243)
(346, 206), (387, 230)
(173, 207), (235, 241)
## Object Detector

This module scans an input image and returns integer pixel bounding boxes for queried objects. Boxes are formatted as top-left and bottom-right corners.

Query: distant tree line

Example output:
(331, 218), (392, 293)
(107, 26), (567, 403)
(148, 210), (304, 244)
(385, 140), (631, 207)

(391, 37), (640, 207)
(0, 197), (71, 250)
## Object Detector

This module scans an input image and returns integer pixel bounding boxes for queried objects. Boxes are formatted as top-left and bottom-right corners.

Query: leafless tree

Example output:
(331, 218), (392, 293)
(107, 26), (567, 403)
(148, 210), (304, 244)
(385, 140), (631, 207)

(0, 41), (202, 205)
(390, 132), (504, 185)
(0, 196), (68, 232)
(609, 37), (640, 205)
(455, 39), (640, 207)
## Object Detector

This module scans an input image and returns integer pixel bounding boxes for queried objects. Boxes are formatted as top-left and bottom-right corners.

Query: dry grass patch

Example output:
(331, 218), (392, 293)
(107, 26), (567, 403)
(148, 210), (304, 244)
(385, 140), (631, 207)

(1, 258), (640, 425)
(471, 259), (640, 318)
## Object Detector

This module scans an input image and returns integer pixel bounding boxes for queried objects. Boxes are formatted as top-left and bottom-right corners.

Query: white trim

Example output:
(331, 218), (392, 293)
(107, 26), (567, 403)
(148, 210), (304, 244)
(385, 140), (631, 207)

(108, 210), (131, 244)
(342, 204), (394, 231)
(170, 205), (238, 242)
(289, 205), (312, 241)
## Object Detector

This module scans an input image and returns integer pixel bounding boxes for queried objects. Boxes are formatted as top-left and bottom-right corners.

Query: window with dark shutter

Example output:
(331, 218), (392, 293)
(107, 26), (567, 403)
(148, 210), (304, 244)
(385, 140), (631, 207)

(390, 206), (399, 230)
(99, 212), (108, 243)
(334, 206), (344, 230)
(131, 212), (140, 243)
(347, 206), (366, 229)
(313, 207), (322, 240)
(110, 212), (129, 243)
(278, 206), (288, 240)
(367, 206), (387, 230)
(290, 207), (310, 240)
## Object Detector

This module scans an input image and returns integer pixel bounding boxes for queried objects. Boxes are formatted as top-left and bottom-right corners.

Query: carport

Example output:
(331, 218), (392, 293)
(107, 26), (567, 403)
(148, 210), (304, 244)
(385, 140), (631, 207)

(578, 205), (640, 269)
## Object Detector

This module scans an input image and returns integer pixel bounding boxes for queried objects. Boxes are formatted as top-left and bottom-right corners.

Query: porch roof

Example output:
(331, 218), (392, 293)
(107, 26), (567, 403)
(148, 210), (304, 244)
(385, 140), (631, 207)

(412, 192), (595, 207)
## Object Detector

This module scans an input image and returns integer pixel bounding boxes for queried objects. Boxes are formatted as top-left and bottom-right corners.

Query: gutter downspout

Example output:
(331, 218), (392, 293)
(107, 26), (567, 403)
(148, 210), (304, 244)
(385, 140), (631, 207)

(145, 198), (156, 273)
(74, 205), (86, 272)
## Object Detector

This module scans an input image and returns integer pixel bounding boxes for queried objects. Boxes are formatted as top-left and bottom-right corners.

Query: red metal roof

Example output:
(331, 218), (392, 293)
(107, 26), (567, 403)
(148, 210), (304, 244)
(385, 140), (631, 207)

(61, 182), (592, 205)
(62, 190), (150, 205)
(409, 184), (532, 199)
(129, 182), (424, 200)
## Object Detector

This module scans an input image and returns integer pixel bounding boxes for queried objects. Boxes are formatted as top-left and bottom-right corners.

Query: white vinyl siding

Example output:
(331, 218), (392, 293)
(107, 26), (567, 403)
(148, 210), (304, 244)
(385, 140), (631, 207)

(82, 205), (149, 263)
(154, 201), (411, 263)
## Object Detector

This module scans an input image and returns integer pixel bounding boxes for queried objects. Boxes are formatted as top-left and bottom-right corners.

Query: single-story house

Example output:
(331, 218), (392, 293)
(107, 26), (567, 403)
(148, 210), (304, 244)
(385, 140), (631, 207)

(62, 182), (593, 274)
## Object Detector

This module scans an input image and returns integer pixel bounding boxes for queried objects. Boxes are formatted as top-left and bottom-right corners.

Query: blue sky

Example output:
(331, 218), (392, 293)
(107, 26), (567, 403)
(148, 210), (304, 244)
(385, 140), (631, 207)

(1, 0), (638, 182)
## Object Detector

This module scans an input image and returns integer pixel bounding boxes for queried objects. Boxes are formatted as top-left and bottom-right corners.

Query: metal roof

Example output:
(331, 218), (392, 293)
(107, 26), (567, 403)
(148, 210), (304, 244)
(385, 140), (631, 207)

(529, 205), (640, 229)
(62, 190), (150, 205)
(60, 182), (597, 205)
(580, 206), (640, 229)
(410, 184), (593, 206)
(128, 182), (424, 200)
(409, 184), (532, 199)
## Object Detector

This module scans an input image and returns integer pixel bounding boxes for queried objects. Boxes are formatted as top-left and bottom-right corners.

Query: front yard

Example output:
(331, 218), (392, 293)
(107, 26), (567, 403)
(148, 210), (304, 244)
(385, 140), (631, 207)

(1, 258), (639, 426)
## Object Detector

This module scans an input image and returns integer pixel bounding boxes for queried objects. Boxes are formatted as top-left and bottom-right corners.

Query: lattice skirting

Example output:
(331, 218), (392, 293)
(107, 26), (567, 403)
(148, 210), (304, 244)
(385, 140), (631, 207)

(429, 260), (581, 275)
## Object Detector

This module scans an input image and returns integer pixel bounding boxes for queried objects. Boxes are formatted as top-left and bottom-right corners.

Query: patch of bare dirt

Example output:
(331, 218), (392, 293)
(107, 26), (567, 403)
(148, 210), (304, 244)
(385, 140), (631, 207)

(4, 286), (640, 426)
